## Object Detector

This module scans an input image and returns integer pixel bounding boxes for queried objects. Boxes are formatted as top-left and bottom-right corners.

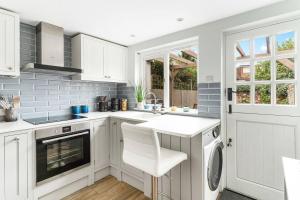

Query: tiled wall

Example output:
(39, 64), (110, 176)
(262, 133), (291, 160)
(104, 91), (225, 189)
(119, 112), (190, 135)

(117, 83), (135, 109)
(0, 74), (118, 119)
(198, 82), (221, 118)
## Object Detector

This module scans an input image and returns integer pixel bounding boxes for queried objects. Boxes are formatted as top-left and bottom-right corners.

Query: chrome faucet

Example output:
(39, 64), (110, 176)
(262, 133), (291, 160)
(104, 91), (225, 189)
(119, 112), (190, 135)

(145, 91), (158, 113)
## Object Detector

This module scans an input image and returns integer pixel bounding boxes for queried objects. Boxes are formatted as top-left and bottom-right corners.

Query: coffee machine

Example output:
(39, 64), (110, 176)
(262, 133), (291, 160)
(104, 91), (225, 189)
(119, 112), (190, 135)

(98, 96), (108, 112)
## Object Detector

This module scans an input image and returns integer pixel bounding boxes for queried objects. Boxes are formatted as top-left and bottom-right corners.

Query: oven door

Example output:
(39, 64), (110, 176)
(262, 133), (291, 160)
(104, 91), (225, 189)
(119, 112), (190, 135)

(36, 130), (90, 184)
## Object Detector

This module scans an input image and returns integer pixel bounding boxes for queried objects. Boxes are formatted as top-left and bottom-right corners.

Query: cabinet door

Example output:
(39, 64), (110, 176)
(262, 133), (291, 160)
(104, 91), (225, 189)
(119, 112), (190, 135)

(0, 11), (19, 76)
(110, 118), (120, 168)
(119, 120), (144, 179)
(4, 133), (28, 200)
(104, 43), (126, 81)
(94, 119), (110, 171)
(82, 36), (104, 80)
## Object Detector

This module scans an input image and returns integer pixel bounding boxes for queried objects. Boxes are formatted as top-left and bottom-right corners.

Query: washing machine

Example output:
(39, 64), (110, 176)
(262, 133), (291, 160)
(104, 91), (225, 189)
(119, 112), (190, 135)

(203, 126), (224, 200)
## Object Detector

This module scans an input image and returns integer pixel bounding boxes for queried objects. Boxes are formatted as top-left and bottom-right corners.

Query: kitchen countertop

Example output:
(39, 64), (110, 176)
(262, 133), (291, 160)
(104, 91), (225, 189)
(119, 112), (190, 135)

(282, 157), (300, 200)
(137, 114), (220, 137)
(0, 111), (220, 137)
(0, 120), (34, 133)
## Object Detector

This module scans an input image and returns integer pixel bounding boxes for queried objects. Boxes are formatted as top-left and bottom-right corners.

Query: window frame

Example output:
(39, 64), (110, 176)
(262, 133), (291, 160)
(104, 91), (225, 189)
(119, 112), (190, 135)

(233, 30), (297, 106)
(138, 39), (199, 109)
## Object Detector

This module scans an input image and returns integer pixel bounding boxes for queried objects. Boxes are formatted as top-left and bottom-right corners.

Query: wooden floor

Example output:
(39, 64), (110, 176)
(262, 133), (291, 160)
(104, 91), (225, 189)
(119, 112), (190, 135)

(63, 176), (150, 200)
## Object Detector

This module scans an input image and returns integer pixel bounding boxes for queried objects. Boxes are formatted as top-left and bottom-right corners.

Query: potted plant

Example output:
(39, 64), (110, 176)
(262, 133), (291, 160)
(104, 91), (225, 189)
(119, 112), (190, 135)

(135, 84), (145, 110)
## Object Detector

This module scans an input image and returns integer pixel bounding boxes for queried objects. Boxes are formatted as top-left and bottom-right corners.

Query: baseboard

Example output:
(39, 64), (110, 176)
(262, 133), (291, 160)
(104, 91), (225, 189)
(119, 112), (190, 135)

(94, 167), (110, 182)
(38, 177), (89, 200)
(121, 172), (144, 192)
(110, 166), (121, 180)
(34, 166), (91, 198)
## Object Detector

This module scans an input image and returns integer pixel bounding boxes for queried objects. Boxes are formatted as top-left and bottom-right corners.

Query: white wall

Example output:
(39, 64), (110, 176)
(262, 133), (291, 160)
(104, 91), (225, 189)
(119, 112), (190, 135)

(127, 0), (300, 84)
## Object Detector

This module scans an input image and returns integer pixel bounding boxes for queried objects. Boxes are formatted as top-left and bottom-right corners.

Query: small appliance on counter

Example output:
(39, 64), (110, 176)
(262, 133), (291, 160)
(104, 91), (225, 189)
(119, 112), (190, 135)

(111, 98), (119, 112)
(98, 96), (108, 112)
(120, 98), (128, 111)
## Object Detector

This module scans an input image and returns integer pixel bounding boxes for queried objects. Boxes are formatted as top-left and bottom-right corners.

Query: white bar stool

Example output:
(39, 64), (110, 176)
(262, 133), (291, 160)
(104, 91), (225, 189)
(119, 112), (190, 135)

(121, 122), (187, 200)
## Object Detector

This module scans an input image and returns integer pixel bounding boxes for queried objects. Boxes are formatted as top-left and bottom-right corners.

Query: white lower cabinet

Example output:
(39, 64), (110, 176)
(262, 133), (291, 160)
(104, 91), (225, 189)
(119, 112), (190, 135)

(94, 119), (110, 170)
(93, 119), (110, 181)
(109, 118), (144, 190)
(109, 118), (121, 170)
(1, 131), (30, 200)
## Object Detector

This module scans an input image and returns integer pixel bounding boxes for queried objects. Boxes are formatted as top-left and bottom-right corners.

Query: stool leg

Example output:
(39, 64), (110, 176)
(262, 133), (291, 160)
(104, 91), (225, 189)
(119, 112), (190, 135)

(151, 176), (158, 200)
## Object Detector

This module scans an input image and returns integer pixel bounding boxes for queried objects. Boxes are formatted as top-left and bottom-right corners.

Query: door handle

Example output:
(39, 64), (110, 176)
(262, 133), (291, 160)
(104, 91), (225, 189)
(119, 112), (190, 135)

(13, 137), (20, 195)
(42, 131), (89, 144)
(228, 104), (232, 114)
(227, 88), (236, 101)
(227, 138), (233, 147)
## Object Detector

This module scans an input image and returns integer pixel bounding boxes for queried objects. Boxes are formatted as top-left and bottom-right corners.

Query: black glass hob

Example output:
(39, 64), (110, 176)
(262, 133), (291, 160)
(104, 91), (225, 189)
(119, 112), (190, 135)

(24, 115), (87, 125)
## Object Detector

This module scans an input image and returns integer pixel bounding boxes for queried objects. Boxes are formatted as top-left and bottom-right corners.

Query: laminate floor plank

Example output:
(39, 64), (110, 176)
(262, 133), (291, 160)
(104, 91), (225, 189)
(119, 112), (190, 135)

(63, 176), (150, 200)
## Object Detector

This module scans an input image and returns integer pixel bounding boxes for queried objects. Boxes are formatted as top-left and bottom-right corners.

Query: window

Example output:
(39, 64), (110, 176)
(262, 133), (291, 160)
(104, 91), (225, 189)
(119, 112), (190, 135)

(234, 31), (296, 105)
(145, 57), (164, 105)
(143, 42), (198, 111)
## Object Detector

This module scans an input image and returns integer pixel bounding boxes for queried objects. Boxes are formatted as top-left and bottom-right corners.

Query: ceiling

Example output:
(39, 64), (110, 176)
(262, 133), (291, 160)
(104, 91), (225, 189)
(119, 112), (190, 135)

(0, 0), (282, 46)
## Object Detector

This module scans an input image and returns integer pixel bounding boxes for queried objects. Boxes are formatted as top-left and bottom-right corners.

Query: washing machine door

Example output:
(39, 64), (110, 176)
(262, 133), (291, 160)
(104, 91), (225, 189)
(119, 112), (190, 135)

(207, 140), (224, 191)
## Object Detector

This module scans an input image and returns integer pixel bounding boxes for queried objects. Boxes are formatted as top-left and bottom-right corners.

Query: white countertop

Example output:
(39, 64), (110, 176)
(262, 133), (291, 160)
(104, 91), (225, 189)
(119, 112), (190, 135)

(0, 120), (34, 133)
(0, 111), (220, 137)
(137, 114), (220, 137)
(282, 157), (300, 200)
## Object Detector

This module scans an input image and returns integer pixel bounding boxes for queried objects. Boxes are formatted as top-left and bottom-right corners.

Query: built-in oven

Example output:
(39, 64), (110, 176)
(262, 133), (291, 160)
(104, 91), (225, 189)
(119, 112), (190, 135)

(35, 122), (90, 184)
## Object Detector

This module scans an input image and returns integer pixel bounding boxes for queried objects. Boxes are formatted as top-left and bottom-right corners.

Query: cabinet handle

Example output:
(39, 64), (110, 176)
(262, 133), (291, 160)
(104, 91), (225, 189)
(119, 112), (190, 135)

(14, 137), (20, 196)
(8, 67), (13, 71)
(113, 122), (117, 125)
(120, 139), (124, 143)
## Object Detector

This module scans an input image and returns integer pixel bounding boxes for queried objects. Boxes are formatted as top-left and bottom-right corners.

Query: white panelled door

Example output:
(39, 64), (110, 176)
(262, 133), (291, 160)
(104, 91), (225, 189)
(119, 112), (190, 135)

(226, 19), (300, 200)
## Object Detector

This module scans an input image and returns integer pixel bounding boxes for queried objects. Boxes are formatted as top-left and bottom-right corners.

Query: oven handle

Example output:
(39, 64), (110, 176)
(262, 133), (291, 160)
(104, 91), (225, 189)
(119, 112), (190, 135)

(42, 131), (89, 144)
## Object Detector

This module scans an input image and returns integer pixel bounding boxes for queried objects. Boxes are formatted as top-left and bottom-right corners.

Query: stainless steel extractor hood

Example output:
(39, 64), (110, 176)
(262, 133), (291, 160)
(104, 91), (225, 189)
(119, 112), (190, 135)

(21, 22), (82, 76)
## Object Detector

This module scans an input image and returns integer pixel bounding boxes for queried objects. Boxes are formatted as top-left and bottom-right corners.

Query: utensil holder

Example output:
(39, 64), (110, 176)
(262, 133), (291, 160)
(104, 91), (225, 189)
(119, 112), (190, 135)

(4, 108), (18, 122)
(80, 105), (89, 113)
(71, 106), (81, 115)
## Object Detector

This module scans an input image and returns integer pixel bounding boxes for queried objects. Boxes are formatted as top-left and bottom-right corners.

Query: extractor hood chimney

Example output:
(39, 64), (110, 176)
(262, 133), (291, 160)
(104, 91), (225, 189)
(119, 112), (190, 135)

(21, 22), (82, 76)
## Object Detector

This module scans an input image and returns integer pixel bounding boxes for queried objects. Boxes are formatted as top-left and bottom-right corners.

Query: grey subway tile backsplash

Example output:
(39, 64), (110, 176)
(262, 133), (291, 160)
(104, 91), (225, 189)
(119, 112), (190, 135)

(198, 82), (221, 118)
(0, 72), (119, 118)
(208, 82), (221, 88)
(198, 83), (209, 88)
(117, 83), (136, 110)
(198, 88), (221, 95)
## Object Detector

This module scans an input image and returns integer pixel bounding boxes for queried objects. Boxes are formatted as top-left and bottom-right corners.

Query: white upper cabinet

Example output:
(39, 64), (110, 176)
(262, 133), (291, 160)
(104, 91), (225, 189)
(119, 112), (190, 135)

(72, 34), (127, 83)
(104, 42), (127, 81)
(0, 9), (20, 77)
